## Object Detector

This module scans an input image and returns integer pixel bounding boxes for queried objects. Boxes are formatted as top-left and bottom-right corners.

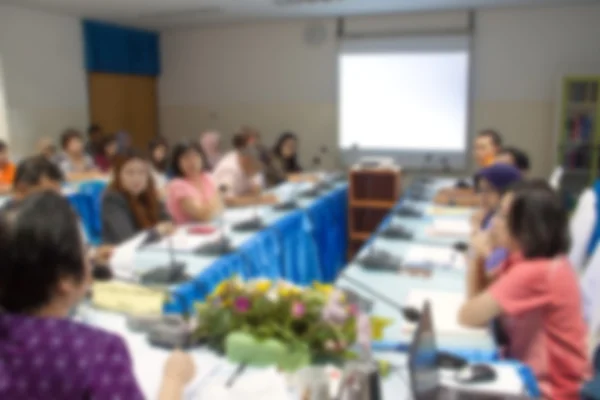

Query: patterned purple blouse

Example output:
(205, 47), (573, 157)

(0, 313), (145, 400)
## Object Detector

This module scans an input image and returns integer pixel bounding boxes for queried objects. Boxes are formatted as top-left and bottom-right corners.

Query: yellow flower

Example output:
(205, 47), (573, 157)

(254, 280), (272, 294)
(370, 316), (393, 340)
(214, 280), (229, 297)
(313, 282), (334, 297)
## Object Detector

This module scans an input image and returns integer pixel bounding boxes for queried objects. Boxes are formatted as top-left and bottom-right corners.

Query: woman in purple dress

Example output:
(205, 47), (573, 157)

(0, 191), (195, 399)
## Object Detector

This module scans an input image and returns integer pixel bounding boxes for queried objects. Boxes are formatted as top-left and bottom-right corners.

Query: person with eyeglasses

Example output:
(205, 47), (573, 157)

(213, 132), (277, 207)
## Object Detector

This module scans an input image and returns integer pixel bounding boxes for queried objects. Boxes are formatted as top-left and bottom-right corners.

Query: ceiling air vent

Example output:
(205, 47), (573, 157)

(137, 6), (223, 19)
(275, 0), (343, 5)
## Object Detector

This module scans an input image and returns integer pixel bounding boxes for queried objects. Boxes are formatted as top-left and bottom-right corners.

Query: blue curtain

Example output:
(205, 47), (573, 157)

(83, 20), (160, 76)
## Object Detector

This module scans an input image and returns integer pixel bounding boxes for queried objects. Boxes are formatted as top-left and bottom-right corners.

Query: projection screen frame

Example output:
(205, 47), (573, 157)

(336, 13), (475, 173)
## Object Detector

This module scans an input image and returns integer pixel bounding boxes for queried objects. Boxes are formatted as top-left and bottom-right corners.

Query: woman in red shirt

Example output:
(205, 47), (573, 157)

(459, 180), (589, 399)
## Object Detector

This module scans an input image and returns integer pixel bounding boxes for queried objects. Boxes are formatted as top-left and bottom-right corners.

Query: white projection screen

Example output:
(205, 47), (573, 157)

(338, 35), (471, 170)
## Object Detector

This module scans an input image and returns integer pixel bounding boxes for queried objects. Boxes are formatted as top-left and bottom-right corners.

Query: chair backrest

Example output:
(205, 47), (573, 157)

(568, 188), (596, 272)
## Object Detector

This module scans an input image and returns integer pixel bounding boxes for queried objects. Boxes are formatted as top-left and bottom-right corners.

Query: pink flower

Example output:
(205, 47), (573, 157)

(234, 297), (251, 313)
(321, 290), (348, 324)
(348, 304), (359, 316)
(356, 314), (372, 350)
(291, 301), (305, 318)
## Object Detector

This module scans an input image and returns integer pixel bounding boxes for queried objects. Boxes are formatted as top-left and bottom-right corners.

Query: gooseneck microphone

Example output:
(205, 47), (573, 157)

(140, 231), (189, 286)
(339, 273), (421, 323)
(232, 185), (264, 232)
(196, 185), (234, 255)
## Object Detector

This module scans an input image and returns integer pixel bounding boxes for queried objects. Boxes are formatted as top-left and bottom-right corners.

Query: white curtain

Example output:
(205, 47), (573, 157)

(0, 57), (9, 144)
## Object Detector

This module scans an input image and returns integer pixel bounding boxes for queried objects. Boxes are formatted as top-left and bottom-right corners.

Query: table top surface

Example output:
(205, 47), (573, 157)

(83, 177), (522, 399)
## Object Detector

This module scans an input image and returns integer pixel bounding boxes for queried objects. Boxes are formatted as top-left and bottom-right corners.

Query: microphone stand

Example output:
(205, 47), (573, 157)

(140, 232), (188, 286)
(232, 185), (264, 232)
(339, 273), (421, 322)
(196, 185), (234, 255)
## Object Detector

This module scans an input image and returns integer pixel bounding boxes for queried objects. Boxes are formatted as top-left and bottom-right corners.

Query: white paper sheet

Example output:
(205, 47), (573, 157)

(144, 228), (223, 252)
(425, 205), (474, 217)
(222, 208), (262, 225)
(193, 368), (289, 400)
(109, 231), (150, 281)
(428, 218), (472, 237)
(404, 245), (465, 271)
(404, 289), (487, 338)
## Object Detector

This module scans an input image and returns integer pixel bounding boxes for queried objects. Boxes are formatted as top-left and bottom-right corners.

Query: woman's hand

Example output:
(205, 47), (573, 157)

(470, 209), (484, 233)
(260, 193), (279, 205)
(156, 222), (175, 236)
(471, 230), (493, 260)
(163, 350), (195, 385)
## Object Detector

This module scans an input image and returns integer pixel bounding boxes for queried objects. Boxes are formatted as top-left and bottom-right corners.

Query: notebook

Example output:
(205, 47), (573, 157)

(428, 219), (472, 237)
(404, 245), (466, 271)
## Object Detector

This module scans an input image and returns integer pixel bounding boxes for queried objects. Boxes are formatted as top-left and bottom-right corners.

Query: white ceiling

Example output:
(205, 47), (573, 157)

(1, 0), (598, 29)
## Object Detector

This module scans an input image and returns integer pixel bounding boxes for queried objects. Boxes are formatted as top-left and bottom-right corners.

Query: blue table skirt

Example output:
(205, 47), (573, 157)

(164, 186), (349, 314)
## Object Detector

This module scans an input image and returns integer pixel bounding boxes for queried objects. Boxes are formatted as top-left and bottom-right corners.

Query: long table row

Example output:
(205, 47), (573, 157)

(80, 177), (538, 399)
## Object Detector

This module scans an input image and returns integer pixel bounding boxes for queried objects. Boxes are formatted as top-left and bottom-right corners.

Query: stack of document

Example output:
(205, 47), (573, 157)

(428, 218), (472, 237)
(192, 367), (289, 400)
(426, 205), (474, 217)
(404, 244), (466, 271)
(144, 228), (223, 252)
(404, 289), (487, 338)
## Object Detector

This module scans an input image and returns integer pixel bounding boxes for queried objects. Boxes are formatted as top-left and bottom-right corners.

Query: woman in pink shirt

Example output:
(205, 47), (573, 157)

(459, 179), (589, 399)
(166, 142), (222, 224)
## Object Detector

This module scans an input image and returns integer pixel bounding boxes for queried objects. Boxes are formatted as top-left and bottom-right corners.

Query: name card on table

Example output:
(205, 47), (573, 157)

(92, 281), (166, 316)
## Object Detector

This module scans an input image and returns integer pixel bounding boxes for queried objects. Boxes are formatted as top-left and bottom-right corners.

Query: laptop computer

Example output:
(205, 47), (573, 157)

(408, 301), (530, 400)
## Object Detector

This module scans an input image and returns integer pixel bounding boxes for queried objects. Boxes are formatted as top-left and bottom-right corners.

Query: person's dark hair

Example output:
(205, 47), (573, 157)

(88, 124), (101, 136)
(169, 142), (206, 178)
(0, 191), (86, 313)
(13, 156), (64, 188)
(102, 134), (117, 154)
(506, 179), (570, 259)
(499, 147), (530, 173)
(477, 129), (503, 148)
(108, 150), (161, 229)
(232, 132), (250, 150)
(273, 131), (301, 173)
(0, 140), (7, 153)
(60, 129), (83, 150)
(148, 137), (169, 172)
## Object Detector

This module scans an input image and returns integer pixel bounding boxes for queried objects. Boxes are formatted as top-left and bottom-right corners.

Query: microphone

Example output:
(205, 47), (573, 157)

(232, 185), (265, 232)
(339, 272), (421, 323)
(379, 224), (414, 240)
(300, 156), (325, 198)
(394, 204), (423, 218)
(273, 184), (299, 211)
(196, 185), (234, 256)
(140, 232), (189, 286)
(357, 247), (403, 273)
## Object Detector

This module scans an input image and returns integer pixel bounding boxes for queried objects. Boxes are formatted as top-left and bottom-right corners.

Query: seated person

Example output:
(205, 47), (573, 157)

(459, 180), (589, 399)
(0, 140), (15, 195)
(266, 131), (315, 186)
(198, 130), (222, 171)
(495, 146), (531, 176)
(85, 123), (104, 157)
(213, 133), (277, 207)
(59, 128), (100, 181)
(94, 134), (118, 173)
(149, 137), (169, 196)
(36, 137), (60, 164)
(102, 151), (172, 244)
(166, 142), (222, 224)
(473, 163), (522, 230)
(6, 155), (113, 269)
(474, 129), (503, 168)
(0, 191), (194, 400)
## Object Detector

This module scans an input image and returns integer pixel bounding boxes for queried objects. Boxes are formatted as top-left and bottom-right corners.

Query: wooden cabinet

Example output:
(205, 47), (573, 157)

(348, 168), (402, 259)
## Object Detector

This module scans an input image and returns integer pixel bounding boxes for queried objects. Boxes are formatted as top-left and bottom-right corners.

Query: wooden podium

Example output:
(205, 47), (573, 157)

(348, 167), (402, 259)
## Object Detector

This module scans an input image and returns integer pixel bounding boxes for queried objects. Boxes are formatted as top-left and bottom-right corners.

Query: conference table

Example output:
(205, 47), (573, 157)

(79, 176), (535, 399)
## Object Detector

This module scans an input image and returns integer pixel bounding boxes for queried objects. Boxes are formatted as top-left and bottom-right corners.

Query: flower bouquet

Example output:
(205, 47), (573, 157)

(195, 277), (391, 372)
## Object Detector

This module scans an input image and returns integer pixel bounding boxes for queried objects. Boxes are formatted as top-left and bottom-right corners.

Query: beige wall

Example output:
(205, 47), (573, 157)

(0, 5), (88, 158)
(160, 4), (600, 177)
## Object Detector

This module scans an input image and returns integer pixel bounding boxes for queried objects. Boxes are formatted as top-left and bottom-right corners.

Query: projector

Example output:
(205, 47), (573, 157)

(356, 157), (396, 169)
